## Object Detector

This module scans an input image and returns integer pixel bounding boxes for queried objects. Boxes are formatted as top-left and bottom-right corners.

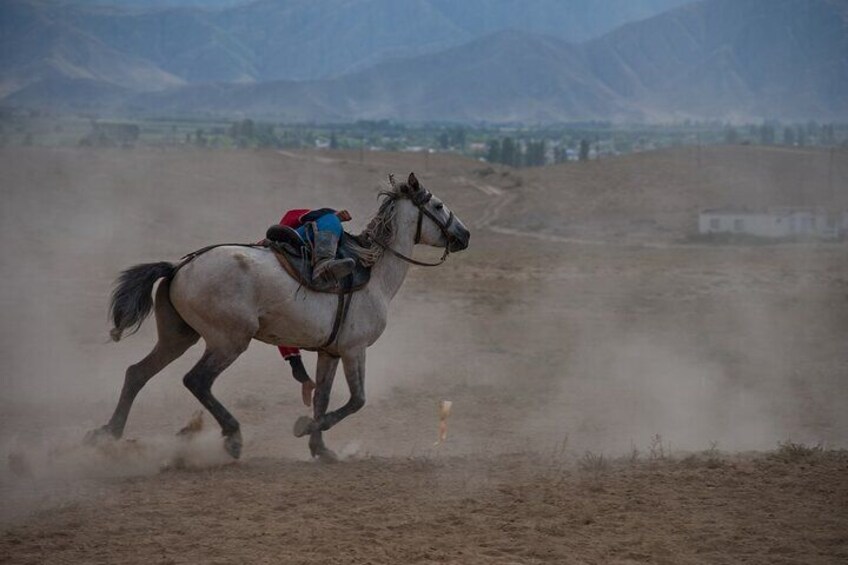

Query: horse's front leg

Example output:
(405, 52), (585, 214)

(306, 352), (339, 460)
(293, 348), (366, 441)
(318, 348), (366, 432)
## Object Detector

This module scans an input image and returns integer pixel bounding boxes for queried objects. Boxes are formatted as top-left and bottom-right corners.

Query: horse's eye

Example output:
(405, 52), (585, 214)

(434, 203), (444, 210)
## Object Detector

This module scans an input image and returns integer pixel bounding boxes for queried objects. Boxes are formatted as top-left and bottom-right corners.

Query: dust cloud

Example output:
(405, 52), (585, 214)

(510, 262), (847, 455)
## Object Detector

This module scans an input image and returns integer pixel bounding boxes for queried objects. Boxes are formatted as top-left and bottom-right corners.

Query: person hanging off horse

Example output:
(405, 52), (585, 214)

(266, 207), (354, 407)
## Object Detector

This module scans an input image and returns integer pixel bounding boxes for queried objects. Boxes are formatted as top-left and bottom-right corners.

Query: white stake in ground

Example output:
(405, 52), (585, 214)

(434, 400), (453, 446)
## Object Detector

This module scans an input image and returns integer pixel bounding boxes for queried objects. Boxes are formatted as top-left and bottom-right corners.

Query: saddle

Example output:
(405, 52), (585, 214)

(263, 224), (372, 295)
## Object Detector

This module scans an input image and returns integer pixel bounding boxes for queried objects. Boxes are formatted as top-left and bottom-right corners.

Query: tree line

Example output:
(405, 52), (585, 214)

(486, 137), (592, 167)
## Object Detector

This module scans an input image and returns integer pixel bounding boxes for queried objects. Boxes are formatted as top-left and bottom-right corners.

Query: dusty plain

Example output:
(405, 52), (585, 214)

(1, 146), (847, 564)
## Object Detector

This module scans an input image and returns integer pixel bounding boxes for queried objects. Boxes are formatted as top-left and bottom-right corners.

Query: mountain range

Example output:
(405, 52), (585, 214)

(1, 0), (691, 86)
(2, 0), (847, 122)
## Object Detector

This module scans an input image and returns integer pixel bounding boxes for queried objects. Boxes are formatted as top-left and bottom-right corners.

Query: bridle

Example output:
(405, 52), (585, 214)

(368, 186), (455, 267)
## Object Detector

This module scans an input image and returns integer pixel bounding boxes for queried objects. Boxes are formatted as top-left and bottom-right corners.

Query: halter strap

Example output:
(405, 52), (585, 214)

(415, 207), (424, 244)
(371, 189), (453, 268)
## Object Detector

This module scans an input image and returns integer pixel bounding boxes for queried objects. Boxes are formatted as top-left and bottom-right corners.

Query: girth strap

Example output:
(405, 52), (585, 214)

(322, 288), (353, 349)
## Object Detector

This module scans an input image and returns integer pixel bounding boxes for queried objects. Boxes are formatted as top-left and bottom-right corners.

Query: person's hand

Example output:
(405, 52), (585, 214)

(336, 209), (352, 222)
(301, 379), (316, 407)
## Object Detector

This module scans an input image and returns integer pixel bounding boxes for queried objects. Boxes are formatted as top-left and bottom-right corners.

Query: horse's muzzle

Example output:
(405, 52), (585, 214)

(448, 226), (470, 252)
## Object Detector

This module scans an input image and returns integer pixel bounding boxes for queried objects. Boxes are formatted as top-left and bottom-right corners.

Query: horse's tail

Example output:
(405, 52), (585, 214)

(109, 262), (176, 342)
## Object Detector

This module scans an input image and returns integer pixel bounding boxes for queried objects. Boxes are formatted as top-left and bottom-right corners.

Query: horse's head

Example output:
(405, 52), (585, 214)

(395, 172), (470, 253)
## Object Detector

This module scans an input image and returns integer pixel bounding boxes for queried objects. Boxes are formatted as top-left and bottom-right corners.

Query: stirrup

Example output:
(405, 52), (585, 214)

(313, 258), (355, 282)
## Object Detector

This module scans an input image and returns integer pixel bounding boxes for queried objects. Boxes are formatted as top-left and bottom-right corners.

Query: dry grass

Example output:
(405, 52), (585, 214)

(772, 440), (825, 463)
(578, 450), (610, 474)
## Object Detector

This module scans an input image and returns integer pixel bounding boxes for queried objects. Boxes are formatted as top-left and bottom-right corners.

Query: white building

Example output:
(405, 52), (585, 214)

(698, 207), (843, 239)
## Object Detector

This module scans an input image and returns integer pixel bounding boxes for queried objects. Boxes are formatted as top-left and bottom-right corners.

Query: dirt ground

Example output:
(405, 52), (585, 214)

(1, 146), (847, 563)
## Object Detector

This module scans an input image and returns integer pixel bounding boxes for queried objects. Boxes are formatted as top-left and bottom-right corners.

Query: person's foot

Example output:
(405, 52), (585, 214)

(301, 379), (316, 407)
(313, 257), (355, 283)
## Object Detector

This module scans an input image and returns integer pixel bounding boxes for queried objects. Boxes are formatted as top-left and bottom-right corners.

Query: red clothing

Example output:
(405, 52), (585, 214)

(280, 209), (310, 229)
(278, 345), (300, 359)
(277, 208), (310, 360)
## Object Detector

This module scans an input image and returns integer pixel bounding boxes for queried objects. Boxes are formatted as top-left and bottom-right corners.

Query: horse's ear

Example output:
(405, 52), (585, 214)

(408, 172), (420, 191)
(388, 173), (397, 190)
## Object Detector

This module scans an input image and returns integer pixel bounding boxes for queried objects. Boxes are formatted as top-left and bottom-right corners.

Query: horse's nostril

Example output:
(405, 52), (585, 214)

(449, 232), (470, 252)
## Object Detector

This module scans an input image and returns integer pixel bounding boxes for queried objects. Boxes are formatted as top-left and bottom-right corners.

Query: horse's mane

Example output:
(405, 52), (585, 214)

(340, 183), (406, 267)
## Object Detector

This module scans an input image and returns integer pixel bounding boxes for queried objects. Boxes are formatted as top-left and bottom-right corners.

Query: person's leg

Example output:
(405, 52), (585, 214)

(313, 213), (343, 237)
(279, 346), (316, 406)
(299, 214), (353, 283)
(295, 213), (343, 240)
(285, 354), (309, 383)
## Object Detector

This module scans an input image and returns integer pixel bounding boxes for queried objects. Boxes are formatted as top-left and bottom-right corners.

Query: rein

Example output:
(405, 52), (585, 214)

(367, 189), (453, 268)
(372, 239), (450, 267)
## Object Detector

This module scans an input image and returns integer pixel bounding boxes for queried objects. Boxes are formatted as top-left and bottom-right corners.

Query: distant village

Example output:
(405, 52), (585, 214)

(1, 109), (845, 169)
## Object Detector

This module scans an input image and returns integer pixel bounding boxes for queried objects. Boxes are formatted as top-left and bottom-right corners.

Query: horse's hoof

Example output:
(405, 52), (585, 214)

(293, 416), (314, 438)
(84, 425), (116, 445)
(315, 448), (338, 464)
(224, 431), (242, 459)
(309, 441), (338, 463)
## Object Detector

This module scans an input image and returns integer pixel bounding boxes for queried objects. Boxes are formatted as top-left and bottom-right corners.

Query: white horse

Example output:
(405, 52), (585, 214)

(89, 173), (470, 460)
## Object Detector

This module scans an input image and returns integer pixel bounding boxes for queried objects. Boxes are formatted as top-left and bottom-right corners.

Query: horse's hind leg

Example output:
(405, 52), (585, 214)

(90, 281), (198, 441)
(182, 342), (247, 459)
